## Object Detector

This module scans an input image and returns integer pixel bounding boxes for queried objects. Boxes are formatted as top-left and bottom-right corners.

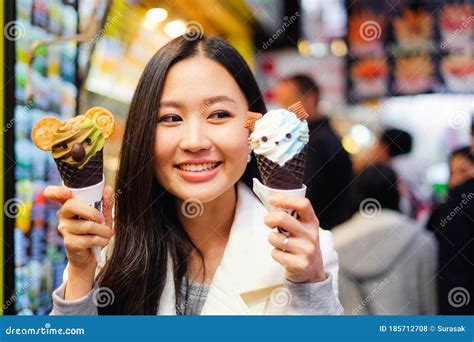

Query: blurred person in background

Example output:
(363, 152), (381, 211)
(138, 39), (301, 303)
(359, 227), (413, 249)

(375, 128), (431, 220)
(273, 74), (353, 229)
(448, 146), (474, 189)
(427, 146), (474, 315)
(471, 116), (474, 154)
(332, 164), (437, 315)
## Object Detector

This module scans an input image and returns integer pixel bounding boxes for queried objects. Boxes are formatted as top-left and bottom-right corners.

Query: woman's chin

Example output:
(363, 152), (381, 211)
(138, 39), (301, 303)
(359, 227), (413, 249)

(171, 178), (230, 204)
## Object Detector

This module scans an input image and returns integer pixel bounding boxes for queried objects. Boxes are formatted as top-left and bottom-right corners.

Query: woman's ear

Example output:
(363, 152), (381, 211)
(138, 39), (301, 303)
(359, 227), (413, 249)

(85, 107), (115, 138)
(31, 116), (63, 151)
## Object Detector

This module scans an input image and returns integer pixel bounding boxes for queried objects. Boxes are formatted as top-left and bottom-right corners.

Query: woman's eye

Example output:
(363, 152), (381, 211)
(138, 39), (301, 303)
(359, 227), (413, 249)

(158, 114), (182, 123)
(209, 111), (231, 119)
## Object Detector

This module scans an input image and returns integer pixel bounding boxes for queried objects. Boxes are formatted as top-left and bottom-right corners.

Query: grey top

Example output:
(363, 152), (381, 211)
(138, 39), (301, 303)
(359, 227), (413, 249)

(50, 273), (343, 315)
(176, 280), (210, 316)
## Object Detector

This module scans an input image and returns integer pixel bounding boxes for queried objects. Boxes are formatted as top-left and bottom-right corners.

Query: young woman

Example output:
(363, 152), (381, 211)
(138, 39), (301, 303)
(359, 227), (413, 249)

(46, 35), (343, 315)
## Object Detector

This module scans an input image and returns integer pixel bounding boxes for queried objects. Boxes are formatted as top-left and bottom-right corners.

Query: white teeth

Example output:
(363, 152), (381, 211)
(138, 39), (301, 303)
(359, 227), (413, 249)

(179, 163), (219, 172)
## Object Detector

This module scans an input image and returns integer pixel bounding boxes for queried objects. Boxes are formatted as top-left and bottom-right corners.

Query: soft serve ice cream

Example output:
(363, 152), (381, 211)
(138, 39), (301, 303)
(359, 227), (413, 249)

(245, 102), (309, 190)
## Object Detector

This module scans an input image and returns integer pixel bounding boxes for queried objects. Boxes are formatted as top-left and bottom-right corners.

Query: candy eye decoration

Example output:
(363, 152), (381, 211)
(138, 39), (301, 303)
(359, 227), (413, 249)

(261, 136), (268, 142)
(285, 133), (292, 139)
(84, 137), (92, 145)
(62, 143), (68, 150)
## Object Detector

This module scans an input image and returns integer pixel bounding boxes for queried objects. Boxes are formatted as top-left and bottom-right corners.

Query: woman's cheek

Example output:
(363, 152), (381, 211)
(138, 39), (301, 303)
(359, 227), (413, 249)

(213, 124), (249, 166)
(155, 128), (179, 176)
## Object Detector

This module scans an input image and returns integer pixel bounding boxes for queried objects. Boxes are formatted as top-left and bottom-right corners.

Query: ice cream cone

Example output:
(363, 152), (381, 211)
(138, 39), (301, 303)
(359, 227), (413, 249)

(55, 149), (104, 188)
(255, 147), (306, 190)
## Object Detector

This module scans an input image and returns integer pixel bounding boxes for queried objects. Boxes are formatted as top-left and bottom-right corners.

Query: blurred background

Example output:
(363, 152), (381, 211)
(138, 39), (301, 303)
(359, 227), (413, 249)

(1, 0), (473, 315)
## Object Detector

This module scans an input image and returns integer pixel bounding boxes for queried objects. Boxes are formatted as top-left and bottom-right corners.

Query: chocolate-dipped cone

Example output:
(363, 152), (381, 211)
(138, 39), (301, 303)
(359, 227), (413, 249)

(255, 147), (307, 190)
(55, 150), (103, 188)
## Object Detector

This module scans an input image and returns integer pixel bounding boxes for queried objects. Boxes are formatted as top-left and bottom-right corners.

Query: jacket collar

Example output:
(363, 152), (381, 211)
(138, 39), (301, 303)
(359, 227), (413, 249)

(158, 182), (285, 315)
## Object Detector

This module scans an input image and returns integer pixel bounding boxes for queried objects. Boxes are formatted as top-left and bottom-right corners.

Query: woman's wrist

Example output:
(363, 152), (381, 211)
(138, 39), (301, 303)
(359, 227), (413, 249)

(64, 263), (96, 300)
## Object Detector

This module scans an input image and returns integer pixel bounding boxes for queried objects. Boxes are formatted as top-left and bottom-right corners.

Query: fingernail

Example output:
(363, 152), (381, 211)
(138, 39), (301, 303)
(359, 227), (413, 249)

(61, 189), (70, 198)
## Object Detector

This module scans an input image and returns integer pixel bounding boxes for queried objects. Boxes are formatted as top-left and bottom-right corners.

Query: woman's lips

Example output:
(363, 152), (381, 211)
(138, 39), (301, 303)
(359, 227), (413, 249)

(175, 162), (222, 183)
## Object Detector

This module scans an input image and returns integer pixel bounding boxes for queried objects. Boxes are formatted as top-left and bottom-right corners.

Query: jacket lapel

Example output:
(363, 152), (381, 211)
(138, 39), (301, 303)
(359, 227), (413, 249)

(158, 182), (287, 315)
(200, 182), (286, 315)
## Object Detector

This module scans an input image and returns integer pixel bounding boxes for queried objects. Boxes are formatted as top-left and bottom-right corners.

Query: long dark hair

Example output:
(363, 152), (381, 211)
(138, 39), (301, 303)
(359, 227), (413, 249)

(97, 35), (266, 314)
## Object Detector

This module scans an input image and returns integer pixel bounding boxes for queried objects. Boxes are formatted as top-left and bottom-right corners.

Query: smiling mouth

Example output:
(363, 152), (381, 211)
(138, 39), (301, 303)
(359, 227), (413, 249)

(176, 162), (222, 172)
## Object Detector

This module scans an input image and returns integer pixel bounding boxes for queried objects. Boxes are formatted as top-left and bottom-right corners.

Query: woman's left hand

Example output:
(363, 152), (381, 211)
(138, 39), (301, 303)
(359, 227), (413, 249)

(264, 194), (326, 284)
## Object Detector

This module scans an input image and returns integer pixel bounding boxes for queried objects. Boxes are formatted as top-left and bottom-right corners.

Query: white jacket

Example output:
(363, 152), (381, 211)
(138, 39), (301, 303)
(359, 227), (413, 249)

(52, 182), (342, 315)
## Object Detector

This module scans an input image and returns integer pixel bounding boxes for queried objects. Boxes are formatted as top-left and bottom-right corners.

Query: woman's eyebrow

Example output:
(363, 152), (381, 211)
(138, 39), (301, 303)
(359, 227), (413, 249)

(203, 95), (237, 106)
(159, 100), (183, 108)
(159, 96), (236, 109)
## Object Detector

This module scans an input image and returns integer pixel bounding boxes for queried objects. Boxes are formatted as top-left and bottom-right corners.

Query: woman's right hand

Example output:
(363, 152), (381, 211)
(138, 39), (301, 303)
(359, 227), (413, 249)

(44, 185), (115, 271)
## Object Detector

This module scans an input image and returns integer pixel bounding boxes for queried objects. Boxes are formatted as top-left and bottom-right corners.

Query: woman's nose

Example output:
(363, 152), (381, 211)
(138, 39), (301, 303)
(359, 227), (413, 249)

(179, 120), (212, 152)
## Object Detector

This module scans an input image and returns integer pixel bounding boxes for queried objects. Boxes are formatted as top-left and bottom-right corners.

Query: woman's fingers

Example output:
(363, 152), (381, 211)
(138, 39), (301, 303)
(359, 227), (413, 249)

(271, 248), (326, 283)
(268, 232), (315, 255)
(63, 234), (110, 253)
(58, 218), (114, 239)
(102, 185), (115, 229)
(264, 211), (312, 239)
(268, 194), (319, 226)
(58, 199), (103, 222)
(44, 186), (71, 204)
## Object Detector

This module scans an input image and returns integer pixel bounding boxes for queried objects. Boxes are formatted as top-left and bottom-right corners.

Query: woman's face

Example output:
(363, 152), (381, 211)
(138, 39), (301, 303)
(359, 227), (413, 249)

(155, 56), (250, 203)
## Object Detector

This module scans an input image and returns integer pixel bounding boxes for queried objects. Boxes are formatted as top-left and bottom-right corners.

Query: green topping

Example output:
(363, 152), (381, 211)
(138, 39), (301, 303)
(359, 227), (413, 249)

(80, 118), (94, 129)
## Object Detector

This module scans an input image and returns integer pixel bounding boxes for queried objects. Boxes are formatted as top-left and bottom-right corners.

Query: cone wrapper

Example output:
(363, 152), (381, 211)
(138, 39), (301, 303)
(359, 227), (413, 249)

(253, 178), (306, 236)
(63, 176), (105, 263)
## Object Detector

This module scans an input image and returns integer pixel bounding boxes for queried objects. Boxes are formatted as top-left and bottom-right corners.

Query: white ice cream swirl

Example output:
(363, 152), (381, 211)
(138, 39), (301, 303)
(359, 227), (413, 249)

(249, 109), (309, 166)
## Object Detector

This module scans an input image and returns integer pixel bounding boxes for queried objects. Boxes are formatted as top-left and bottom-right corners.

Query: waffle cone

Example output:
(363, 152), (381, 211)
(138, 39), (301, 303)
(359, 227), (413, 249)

(55, 150), (103, 188)
(255, 148), (306, 190)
